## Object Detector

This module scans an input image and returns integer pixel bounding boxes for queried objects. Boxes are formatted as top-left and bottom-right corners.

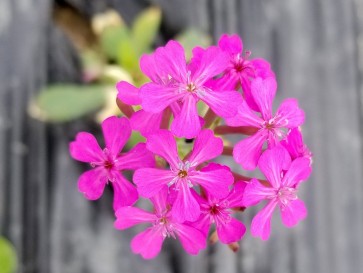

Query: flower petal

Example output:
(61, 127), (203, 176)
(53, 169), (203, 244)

(225, 181), (247, 208)
(201, 89), (242, 118)
(131, 227), (164, 259)
(243, 178), (276, 207)
(218, 34), (243, 55)
(275, 98), (305, 128)
(150, 186), (169, 216)
(258, 146), (291, 188)
(174, 223), (207, 255)
(251, 200), (277, 240)
(114, 207), (157, 230)
(282, 157), (312, 188)
(101, 116), (131, 156)
(115, 143), (155, 170)
(171, 95), (201, 138)
(233, 131), (268, 170)
(146, 130), (179, 168)
(130, 110), (163, 137)
(188, 130), (223, 166)
(251, 77), (277, 120)
(250, 58), (275, 79)
(112, 172), (138, 210)
(140, 53), (164, 83)
(116, 81), (141, 105)
(171, 182), (200, 222)
(134, 168), (175, 198)
(78, 168), (108, 200)
(69, 132), (103, 163)
(217, 218), (246, 244)
(225, 99), (264, 127)
(191, 163), (233, 199)
(140, 83), (183, 113)
(280, 199), (307, 227)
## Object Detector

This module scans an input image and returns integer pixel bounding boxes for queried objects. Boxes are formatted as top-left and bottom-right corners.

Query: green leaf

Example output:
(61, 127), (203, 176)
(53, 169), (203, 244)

(132, 7), (162, 55)
(175, 29), (212, 60)
(100, 26), (130, 60)
(0, 237), (17, 273)
(117, 37), (139, 73)
(30, 85), (107, 123)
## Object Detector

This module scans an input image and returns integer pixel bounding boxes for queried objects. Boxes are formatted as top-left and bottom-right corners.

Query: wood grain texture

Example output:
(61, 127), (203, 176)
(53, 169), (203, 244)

(1, 0), (363, 272)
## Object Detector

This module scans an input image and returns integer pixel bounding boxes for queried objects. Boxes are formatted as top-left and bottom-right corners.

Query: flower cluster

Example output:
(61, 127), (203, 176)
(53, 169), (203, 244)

(70, 34), (312, 259)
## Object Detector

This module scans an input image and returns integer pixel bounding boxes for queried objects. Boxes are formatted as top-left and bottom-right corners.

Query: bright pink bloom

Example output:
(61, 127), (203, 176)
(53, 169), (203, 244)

(243, 146), (311, 240)
(139, 40), (243, 138)
(193, 179), (247, 244)
(114, 186), (206, 259)
(69, 116), (155, 210)
(133, 129), (234, 222)
(216, 34), (274, 111)
(226, 77), (305, 170)
(281, 127), (313, 163)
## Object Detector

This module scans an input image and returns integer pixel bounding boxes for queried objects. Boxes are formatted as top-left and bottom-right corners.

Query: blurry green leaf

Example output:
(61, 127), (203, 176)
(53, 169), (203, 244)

(175, 29), (212, 60)
(176, 138), (194, 159)
(126, 131), (145, 150)
(132, 7), (162, 55)
(30, 85), (107, 122)
(0, 237), (17, 273)
(100, 26), (129, 60)
(117, 38), (139, 73)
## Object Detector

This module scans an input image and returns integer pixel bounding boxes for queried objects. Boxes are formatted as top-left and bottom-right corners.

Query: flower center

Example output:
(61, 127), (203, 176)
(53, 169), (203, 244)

(186, 82), (197, 92)
(277, 187), (298, 207)
(178, 170), (188, 178)
(104, 160), (114, 170)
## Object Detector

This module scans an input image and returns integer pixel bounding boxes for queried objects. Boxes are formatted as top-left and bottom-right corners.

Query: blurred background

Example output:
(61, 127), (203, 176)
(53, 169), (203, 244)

(1, 0), (363, 272)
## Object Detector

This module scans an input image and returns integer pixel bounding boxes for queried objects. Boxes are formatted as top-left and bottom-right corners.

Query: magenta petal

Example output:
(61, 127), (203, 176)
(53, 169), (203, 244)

(131, 227), (164, 259)
(146, 130), (179, 169)
(258, 146), (291, 188)
(112, 172), (138, 210)
(191, 163), (233, 199)
(140, 53), (163, 83)
(116, 81), (141, 105)
(225, 99), (264, 127)
(251, 200), (277, 240)
(233, 131), (268, 170)
(251, 58), (275, 79)
(140, 83), (183, 113)
(101, 116), (131, 155)
(134, 168), (175, 198)
(282, 157), (312, 187)
(150, 186), (169, 215)
(69, 132), (103, 163)
(275, 98), (305, 128)
(115, 143), (155, 170)
(114, 207), (157, 230)
(243, 178), (276, 207)
(251, 77), (277, 120)
(225, 181), (247, 208)
(188, 130), (223, 165)
(201, 89), (242, 118)
(171, 95), (201, 138)
(217, 218), (246, 244)
(171, 182), (200, 222)
(130, 110), (163, 137)
(218, 34), (243, 55)
(78, 168), (108, 200)
(280, 199), (307, 227)
(174, 223), (207, 255)
(281, 128), (311, 160)
(191, 214), (211, 236)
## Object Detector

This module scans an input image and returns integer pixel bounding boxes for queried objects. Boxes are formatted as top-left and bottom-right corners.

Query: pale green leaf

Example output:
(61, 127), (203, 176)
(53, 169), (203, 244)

(0, 237), (17, 273)
(175, 29), (212, 60)
(100, 26), (130, 60)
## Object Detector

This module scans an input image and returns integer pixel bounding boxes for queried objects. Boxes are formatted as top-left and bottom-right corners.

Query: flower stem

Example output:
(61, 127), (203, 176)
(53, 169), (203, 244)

(214, 125), (258, 135)
(203, 108), (217, 128)
(116, 99), (134, 118)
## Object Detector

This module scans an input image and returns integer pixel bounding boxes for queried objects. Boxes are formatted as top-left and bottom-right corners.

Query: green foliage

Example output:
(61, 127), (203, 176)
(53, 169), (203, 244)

(0, 237), (17, 273)
(100, 26), (130, 60)
(176, 29), (212, 60)
(31, 85), (106, 122)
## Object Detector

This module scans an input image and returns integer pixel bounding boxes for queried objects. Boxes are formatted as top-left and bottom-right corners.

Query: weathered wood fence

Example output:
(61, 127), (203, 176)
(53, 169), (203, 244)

(1, 0), (363, 272)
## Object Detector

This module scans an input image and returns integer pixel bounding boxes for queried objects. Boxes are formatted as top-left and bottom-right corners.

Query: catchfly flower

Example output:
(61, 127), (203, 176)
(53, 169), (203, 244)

(134, 129), (234, 222)
(115, 186), (206, 259)
(69, 116), (155, 210)
(69, 33), (313, 259)
(243, 146), (312, 240)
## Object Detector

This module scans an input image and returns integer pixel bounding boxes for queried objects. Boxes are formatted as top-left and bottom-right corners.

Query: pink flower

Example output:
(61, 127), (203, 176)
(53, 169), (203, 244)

(216, 34), (275, 111)
(226, 77), (305, 170)
(193, 179), (247, 244)
(69, 116), (155, 211)
(281, 127), (313, 163)
(139, 40), (243, 138)
(114, 186), (206, 259)
(243, 146), (312, 240)
(133, 129), (234, 222)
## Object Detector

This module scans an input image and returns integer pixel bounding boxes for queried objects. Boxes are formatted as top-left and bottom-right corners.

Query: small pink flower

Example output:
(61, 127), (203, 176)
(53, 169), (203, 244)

(281, 127), (313, 163)
(133, 129), (234, 222)
(139, 40), (243, 138)
(227, 77), (305, 170)
(69, 116), (155, 211)
(243, 146), (312, 240)
(114, 186), (206, 259)
(216, 34), (275, 111)
(193, 179), (247, 244)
